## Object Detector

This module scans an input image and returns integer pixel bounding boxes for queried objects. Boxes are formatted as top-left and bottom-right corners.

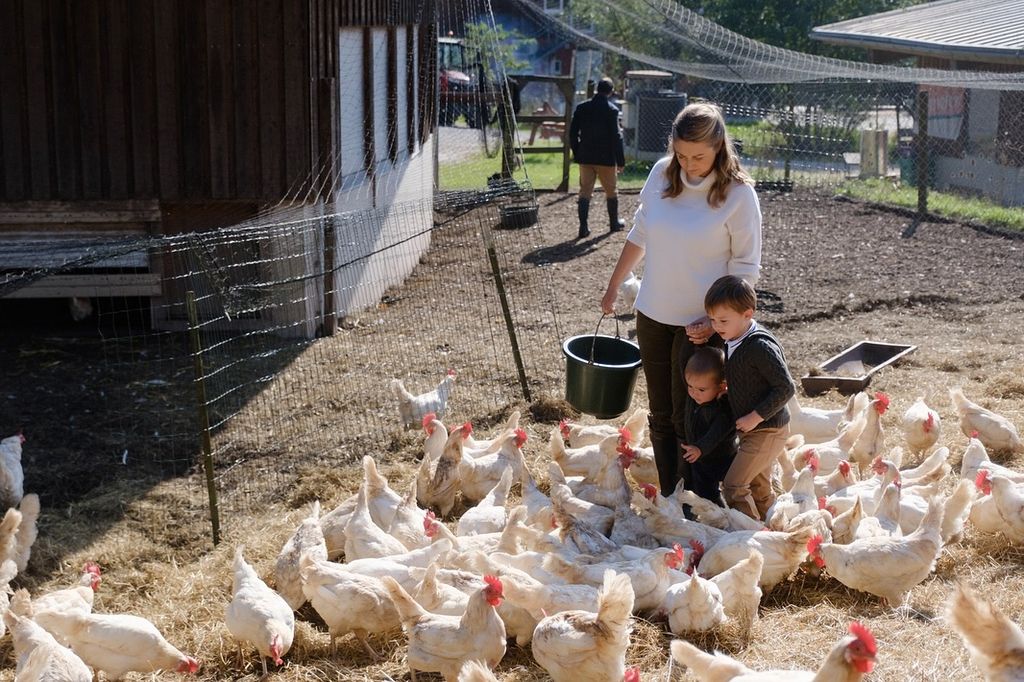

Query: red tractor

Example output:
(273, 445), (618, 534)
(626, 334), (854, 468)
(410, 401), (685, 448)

(438, 35), (493, 128)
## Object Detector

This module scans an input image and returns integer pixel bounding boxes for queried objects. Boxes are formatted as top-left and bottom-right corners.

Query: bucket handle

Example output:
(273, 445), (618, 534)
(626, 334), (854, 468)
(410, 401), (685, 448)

(589, 314), (622, 365)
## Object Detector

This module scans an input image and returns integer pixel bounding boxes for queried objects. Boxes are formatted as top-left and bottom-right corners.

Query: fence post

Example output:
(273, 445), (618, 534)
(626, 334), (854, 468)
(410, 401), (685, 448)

(185, 291), (221, 546)
(915, 89), (929, 218)
(480, 221), (532, 403)
(903, 89), (929, 238)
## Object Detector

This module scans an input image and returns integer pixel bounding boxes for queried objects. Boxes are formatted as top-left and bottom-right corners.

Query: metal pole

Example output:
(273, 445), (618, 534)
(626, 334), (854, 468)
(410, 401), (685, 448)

(903, 90), (929, 238)
(915, 89), (929, 218)
(481, 221), (532, 402)
(186, 291), (221, 546)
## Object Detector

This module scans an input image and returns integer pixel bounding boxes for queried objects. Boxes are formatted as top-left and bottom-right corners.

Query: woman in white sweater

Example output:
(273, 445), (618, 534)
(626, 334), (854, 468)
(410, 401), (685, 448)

(601, 102), (762, 498)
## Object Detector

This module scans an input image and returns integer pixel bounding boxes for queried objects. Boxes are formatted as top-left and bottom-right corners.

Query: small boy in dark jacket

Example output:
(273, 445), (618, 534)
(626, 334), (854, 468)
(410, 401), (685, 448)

(705, 274), (796, 520)
(678, 345), (737, 506)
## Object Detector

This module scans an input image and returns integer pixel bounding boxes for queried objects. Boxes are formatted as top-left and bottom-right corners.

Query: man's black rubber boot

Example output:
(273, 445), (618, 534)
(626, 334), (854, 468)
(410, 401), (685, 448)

(577, 197), (591, 238)
(607, 197), (625, 232)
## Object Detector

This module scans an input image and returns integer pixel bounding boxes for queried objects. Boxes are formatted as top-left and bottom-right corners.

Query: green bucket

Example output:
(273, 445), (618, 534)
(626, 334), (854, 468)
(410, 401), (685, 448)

(563, 315), (643, 419)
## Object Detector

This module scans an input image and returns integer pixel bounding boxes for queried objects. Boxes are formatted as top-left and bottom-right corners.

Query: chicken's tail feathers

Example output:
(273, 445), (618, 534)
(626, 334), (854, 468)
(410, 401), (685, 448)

(622, 409), (648, 445)
(458, 659), (499, 682)
(17, 493), (39, 521)
(941, 479), (975, 544)
(0, 558), (17, 588)
(381, 576), (427, 625)
(947, 583), (1024, 662)
(8, 587), (31, 618)
(548, 429), (568, 463)
(597, 570), (634, 633)
(670, 639), (748, 679)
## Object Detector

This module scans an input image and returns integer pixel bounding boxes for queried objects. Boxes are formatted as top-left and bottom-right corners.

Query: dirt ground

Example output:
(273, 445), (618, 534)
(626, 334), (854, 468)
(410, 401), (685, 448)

(1, 186), (1023, 680)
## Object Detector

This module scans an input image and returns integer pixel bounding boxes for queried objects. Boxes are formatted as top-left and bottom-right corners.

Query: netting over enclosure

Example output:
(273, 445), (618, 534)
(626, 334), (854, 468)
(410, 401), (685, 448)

(1, 0), (1022, 543)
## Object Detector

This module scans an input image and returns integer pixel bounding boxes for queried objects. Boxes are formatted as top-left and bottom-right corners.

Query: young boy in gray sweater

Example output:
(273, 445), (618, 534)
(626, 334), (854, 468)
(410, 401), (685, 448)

(704, 275), (795, 520)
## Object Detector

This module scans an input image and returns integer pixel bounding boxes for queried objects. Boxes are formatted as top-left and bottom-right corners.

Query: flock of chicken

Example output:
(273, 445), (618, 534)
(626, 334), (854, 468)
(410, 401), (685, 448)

(4, 369), (1024, 681)
(214, 377), (1023, 681)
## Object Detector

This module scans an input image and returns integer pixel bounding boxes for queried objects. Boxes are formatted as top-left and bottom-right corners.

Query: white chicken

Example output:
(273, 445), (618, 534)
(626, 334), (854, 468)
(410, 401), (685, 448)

(852, 482), (902, 540)
(616, 270), (642, 311)
(458, 430), (525, 504)
(560, 408), (648, 449)
(970, 470), (1004, 534)
(5, 590), (92, 682)
(300, 552), (401, 657)
(463, 410), (521, 457)
(520, 465), (555, 531)
(901, 396), (941, 455)
(321, 456), (404, 558)
(419, 424), (467, 517)
(814, 459), (856, 498)
(664, 572), (725, 634)
(31, 562), (102, 645)
(960, 437), (1024, 485)
(946, 582), (1024, 682)
(386, 481), (432, 551)
(549, 430), (623, 481)
(568, 444), (636, 509)
(0, 433), (25, 510)
(531, 570), (635, 682)
(674, 488), (765, 532)
(989, 475), (1024, 543)
(790, 412), (865, 475)
(698, 527), (815, 590)
(13, 493), (39, 572)
(457, 469), (513, 536)
(499, 573), (599, 621)
(950, 386), (1024, 454)
(849, 393), (889, 474)
(392, 369), (457, 428)
(543, 546), (684, 612)
(61, 610), (199, 680)
(787, 392), (868, 443)
(344, 483), (408, 561)
(549, 479), (614, 536)
(382, 574), (506, 682)
(806, 497), (944, 605)
(274, 500), (328, 610)
(766, 455), (819, 530)
(709, 549), (763, 630)
(225, 546), (294, 675)
(670, 620), (877, 681)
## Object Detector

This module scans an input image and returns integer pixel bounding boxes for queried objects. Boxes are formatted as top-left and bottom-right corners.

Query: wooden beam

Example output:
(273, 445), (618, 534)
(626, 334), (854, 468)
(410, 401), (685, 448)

(5, 273), (162, 298)
(0, 200), (162, 223)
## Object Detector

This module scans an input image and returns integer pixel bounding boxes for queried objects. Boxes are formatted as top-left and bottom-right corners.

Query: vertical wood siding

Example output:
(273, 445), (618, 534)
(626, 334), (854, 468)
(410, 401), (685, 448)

(0, 0), (434, 203)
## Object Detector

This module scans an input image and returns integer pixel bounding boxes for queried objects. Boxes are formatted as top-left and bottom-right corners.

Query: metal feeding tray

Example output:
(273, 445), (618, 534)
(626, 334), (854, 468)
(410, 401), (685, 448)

(800, 341), (917, 396)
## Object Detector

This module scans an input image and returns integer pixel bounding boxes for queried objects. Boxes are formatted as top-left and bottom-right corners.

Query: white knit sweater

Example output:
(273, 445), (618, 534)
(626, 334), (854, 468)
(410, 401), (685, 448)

(626, 157), (762, 326)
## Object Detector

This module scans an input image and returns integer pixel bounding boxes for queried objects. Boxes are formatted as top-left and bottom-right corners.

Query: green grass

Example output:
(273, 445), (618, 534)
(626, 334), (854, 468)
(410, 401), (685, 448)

(439, 146), (653, 191)
(838, 178), (1024, 232)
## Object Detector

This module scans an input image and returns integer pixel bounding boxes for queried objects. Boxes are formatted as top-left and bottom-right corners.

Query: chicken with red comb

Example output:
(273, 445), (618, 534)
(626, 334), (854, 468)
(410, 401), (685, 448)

(671, 619), (878, 680)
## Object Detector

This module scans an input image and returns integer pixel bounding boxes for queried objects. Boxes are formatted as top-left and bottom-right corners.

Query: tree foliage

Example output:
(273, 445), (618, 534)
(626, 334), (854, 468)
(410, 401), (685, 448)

(464, 21), (536, 81)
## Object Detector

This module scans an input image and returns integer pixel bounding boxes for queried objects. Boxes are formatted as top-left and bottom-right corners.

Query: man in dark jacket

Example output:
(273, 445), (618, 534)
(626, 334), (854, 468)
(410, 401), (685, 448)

(569, 78), (626, 238)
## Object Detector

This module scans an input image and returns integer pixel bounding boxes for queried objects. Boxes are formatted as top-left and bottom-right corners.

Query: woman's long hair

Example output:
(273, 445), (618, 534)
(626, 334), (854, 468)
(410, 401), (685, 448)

(662, 102), (752, 208)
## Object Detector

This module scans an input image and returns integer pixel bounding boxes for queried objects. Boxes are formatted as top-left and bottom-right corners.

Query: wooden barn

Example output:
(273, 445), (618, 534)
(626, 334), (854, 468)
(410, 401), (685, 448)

(0, 0), (439, 336)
